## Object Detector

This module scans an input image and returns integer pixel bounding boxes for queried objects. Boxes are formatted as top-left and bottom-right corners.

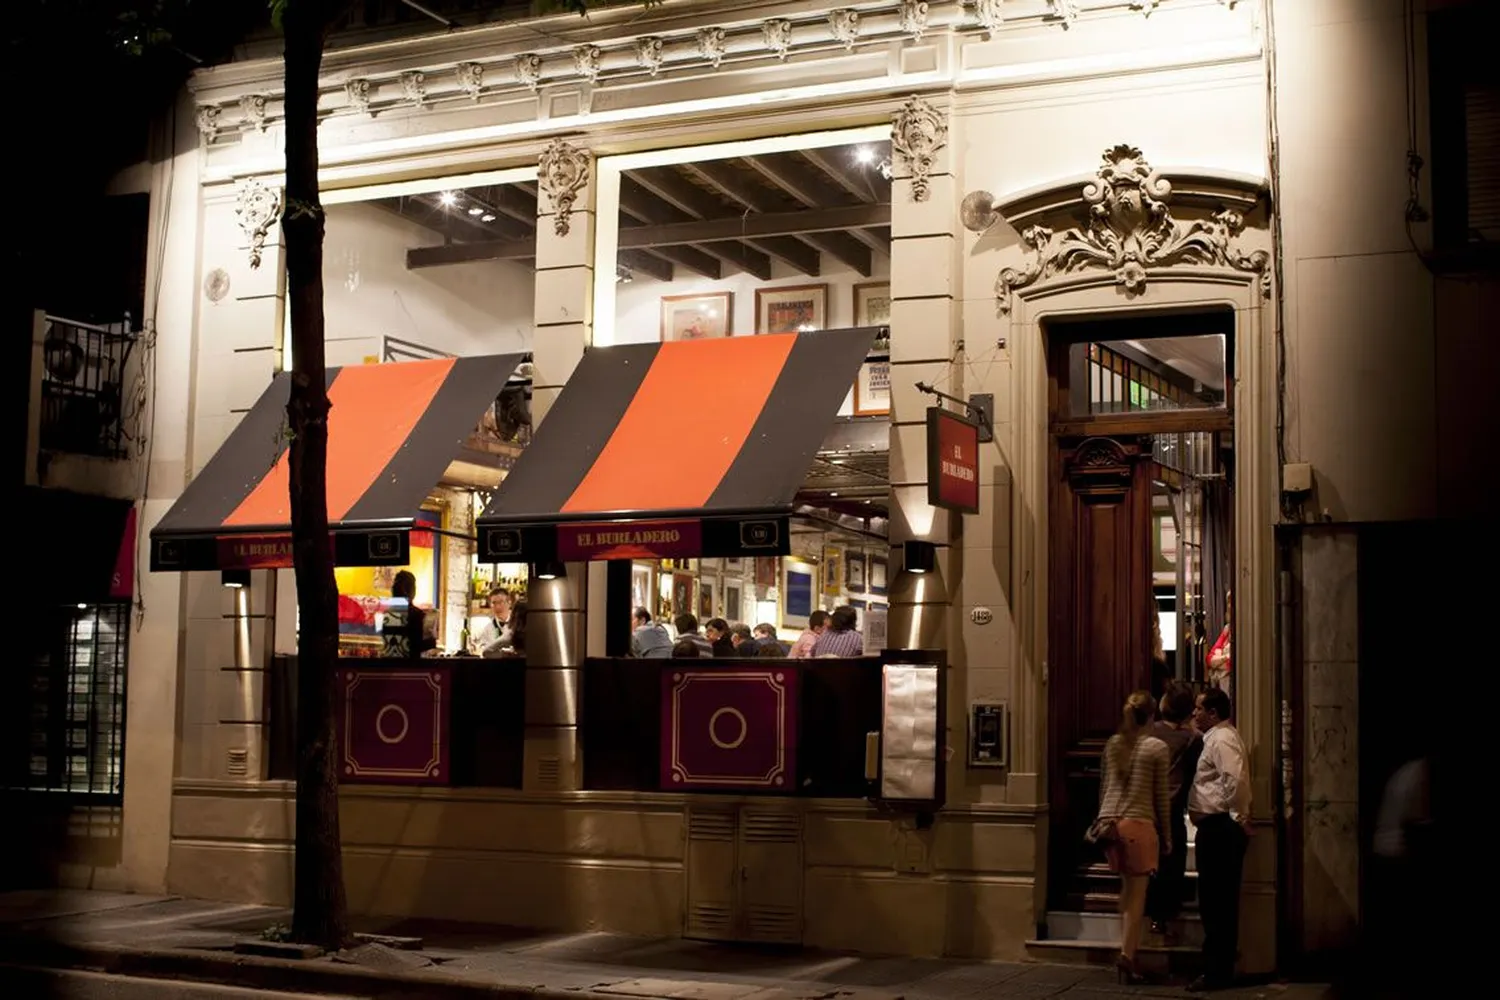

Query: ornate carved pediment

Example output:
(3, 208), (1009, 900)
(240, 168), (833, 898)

(1065, 436), (1139, 501)
(964, 145), (1270, 313)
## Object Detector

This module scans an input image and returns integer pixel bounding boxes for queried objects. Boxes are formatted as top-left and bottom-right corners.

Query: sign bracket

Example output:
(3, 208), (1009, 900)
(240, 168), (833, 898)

(914, 382), (994, 443)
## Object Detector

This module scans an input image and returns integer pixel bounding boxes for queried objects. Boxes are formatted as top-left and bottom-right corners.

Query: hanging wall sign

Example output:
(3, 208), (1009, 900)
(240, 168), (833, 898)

(926, 406), (980, 514)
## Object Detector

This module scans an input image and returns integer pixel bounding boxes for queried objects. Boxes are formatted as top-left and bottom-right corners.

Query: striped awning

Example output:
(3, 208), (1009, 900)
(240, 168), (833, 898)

(151, 354), (525, 572)
(476, 328), (875, 563)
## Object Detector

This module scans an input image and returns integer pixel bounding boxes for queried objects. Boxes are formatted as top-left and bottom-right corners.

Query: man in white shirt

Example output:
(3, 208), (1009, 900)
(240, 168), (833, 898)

(1187, 686), (1250, 992)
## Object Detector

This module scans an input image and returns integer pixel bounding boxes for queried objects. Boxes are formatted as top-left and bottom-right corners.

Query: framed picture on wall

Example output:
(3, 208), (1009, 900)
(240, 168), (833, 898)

(822, 547), (843, 596)
(853, 360), (891, 416)
(782, 560), (815, 629)
(661, 292), (733, 341)
(853, 282), (891, 327)
(672, 573), (696, 619)
(724, 556), (744, 572)
(724, 582), (743, 622)
(699, 578), (715, 620)
(755, 284), (827, 334)
(846, 551), (867, 592)
(631, 562), (653, 612)
(755, 557), (777, 588)
(869, 556), (888, 596)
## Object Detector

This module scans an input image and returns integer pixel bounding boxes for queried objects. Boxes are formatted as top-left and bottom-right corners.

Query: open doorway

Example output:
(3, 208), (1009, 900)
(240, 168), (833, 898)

(1044, 310), (1236, 919)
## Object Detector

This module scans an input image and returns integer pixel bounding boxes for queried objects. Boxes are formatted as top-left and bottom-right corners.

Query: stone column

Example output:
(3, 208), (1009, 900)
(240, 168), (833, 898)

(886, 95), (961, 777)
(181, 175), (285, 783)
(524, 137), (594, 792)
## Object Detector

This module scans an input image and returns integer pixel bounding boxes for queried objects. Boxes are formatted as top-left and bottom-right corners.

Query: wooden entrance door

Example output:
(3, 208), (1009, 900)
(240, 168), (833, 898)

(1047, 435), (1154, 909)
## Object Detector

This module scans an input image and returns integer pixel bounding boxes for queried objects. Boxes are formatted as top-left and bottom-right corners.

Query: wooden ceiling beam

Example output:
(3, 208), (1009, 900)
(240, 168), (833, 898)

(631, 165), (819, 276)
(617, 203), (889, 248)
(799, 147), (885, 204)
(651, 245), (722, 280)
(407, 236), (536, 269)
(618, 249), (674, 283)
(618, 174), (770, 279)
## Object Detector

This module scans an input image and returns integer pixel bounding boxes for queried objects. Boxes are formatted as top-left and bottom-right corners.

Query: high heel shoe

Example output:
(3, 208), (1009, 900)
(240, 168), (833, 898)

(1115, 953), (1147, 986)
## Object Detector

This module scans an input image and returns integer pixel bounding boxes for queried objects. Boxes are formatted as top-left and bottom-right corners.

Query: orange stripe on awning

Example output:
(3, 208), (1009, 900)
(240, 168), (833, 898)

(561, 335), (797, 514)
(223, 358), (457, 527)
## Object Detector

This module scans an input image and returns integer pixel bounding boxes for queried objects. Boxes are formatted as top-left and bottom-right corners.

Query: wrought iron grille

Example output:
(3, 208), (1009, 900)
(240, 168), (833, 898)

(39, 316), (137, 459)
(6, 603), (130, 801)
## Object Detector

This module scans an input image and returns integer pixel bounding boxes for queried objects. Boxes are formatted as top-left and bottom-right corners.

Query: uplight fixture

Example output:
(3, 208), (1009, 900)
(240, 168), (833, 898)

(902, 540), (936, 575)
(221, 569), (251, 589)
(535, 561), (566, 581)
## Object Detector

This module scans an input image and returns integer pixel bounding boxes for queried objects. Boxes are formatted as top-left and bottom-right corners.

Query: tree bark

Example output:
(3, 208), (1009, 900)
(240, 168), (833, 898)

(282, 0), (349, 951)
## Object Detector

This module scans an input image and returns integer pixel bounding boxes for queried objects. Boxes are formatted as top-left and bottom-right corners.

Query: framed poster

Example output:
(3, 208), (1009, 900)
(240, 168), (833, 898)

(755, 556), (777, 588)
(781, 559), (815, 629)
(724, 582), (743, 622)
(698, 578), (715, 620)
(631, 562), (654, 613)
(724, 556), (744, 572)
(853, 281), (891, 326)
(845, 551), (867, 592)
(854, 360), (891, 416)
(869, 556), (888, 596)
(672, 573), (696, 618)
(661, 292), (732, 341)
(755, 284), (827, 334)
(822, 547), (843, 596)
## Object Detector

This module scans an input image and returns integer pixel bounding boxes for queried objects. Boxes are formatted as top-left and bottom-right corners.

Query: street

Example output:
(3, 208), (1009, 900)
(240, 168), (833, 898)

(0, 965), (364, 999)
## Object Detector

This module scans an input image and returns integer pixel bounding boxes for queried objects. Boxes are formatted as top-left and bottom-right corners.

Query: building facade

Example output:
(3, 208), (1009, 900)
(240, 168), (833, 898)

(20, 0), (1495, 975)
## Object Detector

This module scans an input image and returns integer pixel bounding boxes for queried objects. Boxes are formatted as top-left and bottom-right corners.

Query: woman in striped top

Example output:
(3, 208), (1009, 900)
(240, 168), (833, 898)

(1095, 689), (1173, 984)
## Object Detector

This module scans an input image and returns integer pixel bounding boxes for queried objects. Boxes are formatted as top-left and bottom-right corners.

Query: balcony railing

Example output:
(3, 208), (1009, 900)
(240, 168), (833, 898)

(39, 316), (136, 460)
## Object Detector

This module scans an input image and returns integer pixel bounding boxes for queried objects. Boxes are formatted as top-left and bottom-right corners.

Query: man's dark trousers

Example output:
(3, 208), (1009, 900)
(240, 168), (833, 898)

(1194, 813), (1247, 983)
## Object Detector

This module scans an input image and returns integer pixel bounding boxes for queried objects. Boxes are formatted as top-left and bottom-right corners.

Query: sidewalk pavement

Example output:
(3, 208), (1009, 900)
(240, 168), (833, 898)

(0, 889), (1333, 1000)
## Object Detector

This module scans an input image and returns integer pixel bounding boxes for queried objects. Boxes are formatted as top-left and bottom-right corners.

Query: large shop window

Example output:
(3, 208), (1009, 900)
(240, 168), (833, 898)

(4, 603), (129, 801)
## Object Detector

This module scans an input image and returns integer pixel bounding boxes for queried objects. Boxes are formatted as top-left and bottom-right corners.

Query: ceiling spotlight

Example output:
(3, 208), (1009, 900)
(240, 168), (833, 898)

(854, 145), (876, 165)
(467, 206), (483, 216)
(481, 213), (496, 222)
(439, 191), (458, 207)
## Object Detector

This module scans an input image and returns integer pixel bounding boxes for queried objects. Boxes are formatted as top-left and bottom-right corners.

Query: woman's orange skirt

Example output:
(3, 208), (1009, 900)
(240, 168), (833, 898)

(1105, 818), (1160, 876)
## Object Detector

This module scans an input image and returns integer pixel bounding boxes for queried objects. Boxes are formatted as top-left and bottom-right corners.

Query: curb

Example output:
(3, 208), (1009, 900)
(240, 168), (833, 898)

(0, 938), (612, 1000)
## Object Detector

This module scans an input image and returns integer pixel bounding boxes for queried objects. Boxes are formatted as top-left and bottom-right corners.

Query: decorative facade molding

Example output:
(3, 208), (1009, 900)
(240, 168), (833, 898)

(345, 78), (373, 115)
(987, 145), (1271, 313)
(573, 45), (602, 83)
(891, 95), (948, 202)
(1046, 0), (1081, 27)
(399, 70), (427, 107)
(829, 10), (861, 50)
(456, 62), (484, 100)
(1131, 0), (1160, 15)
(635, 36), (664, 77)
(762, 20), (792, 61)
(974, 0), (1005, 31)
(538, 139), (590, 237)
(899, 0), (931, 40)
(235, 178), (281, 271)
(195, 105), (221, 142)
(515, 53), (543, 91)
(697, 27), (727, 69)
(239, 94), (269, 132)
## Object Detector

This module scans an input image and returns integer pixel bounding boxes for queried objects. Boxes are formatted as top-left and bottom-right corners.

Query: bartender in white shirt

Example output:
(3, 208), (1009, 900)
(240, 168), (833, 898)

(1187, 686), (1251, 992)
(473, 586), (515, 658)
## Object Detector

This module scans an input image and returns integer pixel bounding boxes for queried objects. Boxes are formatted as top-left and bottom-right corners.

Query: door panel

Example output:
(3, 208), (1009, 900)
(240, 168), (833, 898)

(683, 807), (738, 940)
(737, 808), (803, 944)
(1048, 435), (1154, 908)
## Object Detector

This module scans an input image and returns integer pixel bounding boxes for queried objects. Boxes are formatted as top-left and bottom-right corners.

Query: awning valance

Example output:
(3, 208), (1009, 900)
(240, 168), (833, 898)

(476, 328), (876, 563)
(151, 354), (525, 572)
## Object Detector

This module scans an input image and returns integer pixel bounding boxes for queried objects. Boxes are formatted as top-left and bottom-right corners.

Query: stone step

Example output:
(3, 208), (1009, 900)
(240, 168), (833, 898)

(1042, 909), (1204, 948)
(1023, 936), (1203, 977)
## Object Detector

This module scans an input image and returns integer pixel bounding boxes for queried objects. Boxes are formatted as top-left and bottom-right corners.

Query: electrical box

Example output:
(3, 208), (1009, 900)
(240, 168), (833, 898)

(1283, 462), (1313, 495)
(968, 702), (1008, 768)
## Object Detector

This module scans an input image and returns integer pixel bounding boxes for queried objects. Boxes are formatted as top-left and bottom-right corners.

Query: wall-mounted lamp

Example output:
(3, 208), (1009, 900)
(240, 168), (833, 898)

(902, 540), (937, 575)
(534, 561), (566, 581)
(221, 569), (251, 589)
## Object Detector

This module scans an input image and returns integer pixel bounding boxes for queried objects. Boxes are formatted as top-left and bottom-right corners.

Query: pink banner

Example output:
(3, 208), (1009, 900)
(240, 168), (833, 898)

(340, 668), (450, 784)
(661, 667), (799, 792)
(110, 507), (137, 599)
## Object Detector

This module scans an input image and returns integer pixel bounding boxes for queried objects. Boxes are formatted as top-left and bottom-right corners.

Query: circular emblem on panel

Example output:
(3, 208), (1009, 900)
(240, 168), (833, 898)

(970, 607), (994, 626)
(204, 268), (231, 302)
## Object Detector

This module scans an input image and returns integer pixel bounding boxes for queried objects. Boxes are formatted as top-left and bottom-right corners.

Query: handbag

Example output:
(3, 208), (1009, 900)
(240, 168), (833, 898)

(1085, 816), (1119, 845)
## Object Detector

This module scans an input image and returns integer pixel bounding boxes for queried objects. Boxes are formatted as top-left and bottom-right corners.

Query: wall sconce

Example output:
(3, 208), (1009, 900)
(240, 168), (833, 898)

(221, 569), (251, 589)
(902, 540), (936, 574)
(534, 561), (566, 581)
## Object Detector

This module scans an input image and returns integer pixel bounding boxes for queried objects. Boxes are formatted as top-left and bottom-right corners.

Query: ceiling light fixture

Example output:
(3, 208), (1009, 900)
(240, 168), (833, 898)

(439, 191), (458, 207)
(481, 213), (496, 222)
(467, 206), (483, 216)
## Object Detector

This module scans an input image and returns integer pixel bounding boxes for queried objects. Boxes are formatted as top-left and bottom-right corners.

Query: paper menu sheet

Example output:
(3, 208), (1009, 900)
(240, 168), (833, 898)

(880, 663), (939, 800)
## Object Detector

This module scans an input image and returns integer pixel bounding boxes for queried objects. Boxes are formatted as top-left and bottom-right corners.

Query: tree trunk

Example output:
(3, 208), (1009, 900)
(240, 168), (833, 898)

(282, 0), (349, 951)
